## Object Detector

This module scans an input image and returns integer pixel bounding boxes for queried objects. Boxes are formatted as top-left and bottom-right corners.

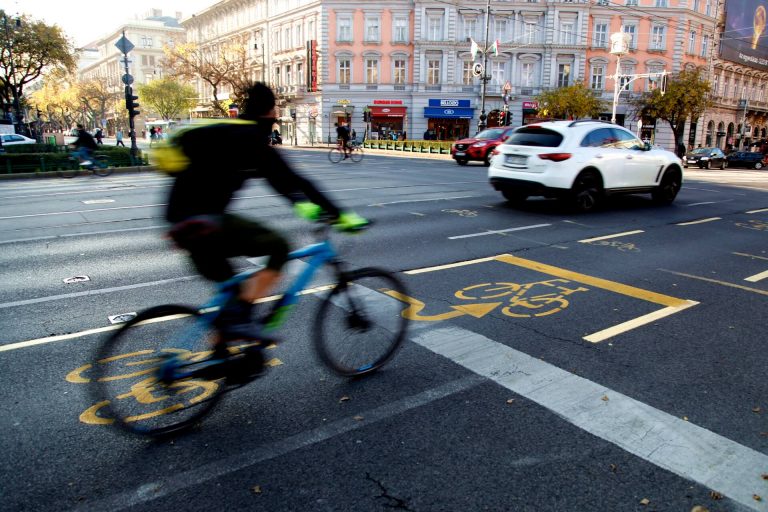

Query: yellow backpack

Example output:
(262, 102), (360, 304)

(151, 119), (257, 174)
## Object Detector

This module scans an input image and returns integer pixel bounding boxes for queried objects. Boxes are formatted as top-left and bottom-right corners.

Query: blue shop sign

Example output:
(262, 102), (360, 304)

(424, 107), (475, 119)
(428, 99), (471, 108)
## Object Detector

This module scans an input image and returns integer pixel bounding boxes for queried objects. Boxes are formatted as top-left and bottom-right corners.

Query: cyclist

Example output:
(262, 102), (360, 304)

(165, 82), (368, 346)
(72, 124), (98, 168)
(336, 121), (351, 159)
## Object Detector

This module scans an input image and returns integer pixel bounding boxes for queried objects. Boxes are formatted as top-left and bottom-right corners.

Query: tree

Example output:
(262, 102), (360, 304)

(163, 36), (253, 117)
(0, 11), (75, 129)
(535, 82), (606, 120)
(80, 78), (120, 128)
(632, 68), (712, 156)
(137, 78), (196, 121)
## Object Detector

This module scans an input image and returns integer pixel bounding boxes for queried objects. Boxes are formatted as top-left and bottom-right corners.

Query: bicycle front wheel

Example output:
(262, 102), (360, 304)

(349, 147), (364, 162)
(93, 155), (113, 177)
(314, 268), (409, 376)
(328, 147), (344, 163)
(90, 304), (226, 437)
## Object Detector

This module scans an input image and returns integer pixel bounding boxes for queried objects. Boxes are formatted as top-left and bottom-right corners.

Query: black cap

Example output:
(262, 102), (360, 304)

(241, 82), (275, 119)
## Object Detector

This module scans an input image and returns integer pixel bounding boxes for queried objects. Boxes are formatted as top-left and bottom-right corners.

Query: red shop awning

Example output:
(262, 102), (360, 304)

(369, 106), (407, 118)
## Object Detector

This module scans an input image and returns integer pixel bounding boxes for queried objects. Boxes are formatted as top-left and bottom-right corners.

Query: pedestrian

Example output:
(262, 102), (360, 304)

(115, 129), (125, 147)
(150, 127), (158, 147)
(95, 127), (104, 145)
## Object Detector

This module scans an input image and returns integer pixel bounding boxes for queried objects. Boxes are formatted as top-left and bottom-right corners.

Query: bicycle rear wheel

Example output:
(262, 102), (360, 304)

(328, 147), (344, 163)
(93, 155), (113, 176)
(314, 268), (409, 376)
(349, 147), (364, 162)
(90, 304), (226, 436)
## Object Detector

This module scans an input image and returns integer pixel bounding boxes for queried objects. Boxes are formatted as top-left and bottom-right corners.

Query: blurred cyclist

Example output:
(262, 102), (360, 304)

(72, 124), (98, 168)
(165, 83), (368, 344)
(336, 121), (351, 159)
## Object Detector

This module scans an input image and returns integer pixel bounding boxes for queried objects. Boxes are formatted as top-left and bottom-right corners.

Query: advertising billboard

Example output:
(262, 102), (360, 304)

(720, 0), (768, 71)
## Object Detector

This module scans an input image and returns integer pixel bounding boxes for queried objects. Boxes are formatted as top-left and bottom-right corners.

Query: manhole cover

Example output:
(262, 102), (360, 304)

(63, 276), (90, 284)
(108, 312), (137, 324)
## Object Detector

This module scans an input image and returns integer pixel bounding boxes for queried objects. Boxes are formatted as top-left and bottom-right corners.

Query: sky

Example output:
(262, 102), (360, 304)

(3, 0), (215, 46)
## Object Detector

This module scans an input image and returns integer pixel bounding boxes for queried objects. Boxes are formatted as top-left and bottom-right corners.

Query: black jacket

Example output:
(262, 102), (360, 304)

(166, 121), (341, 223)
(74, 130), (98, 150)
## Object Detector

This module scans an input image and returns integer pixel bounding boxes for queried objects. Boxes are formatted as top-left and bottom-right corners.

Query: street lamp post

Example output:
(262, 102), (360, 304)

(609, 33), (631, 125)
(476, 0), (492, 133)
(2, 14), (24, 136)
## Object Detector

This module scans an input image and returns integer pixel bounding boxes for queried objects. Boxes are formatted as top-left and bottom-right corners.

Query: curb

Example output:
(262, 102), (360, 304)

(0, 165), (156, 181)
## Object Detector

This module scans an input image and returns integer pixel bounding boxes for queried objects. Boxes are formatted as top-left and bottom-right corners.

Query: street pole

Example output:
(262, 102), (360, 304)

(477, 0), (491, 133)
(609, 33), (631, 125)
(3, 14), (24, 136)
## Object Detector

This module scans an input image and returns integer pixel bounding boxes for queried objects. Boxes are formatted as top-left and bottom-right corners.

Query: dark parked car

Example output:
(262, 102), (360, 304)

(451, 126), (516, 166)
(726, 151), (766, 169)
(682, 147), (727, 169)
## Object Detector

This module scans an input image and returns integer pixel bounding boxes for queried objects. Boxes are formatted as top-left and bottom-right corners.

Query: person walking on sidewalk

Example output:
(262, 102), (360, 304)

(115, 129), (125, 147)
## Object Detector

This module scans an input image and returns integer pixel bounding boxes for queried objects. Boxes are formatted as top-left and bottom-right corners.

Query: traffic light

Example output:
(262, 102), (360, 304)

(125, 86), (140, 117)
(363, 111), (370, 123)
(659, 73), (668, 96)
(498, 111), (506, 126)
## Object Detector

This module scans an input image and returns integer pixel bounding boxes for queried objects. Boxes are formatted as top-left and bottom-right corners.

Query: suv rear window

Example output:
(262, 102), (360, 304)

(504, 127), (563, 147)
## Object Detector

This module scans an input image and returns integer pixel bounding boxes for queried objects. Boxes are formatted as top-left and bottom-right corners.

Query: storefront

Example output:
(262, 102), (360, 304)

(329, 99), (354, 144)
(423, 99), (474, 140)
(368, 100), (407, 140)
(522, 101), (539, 125)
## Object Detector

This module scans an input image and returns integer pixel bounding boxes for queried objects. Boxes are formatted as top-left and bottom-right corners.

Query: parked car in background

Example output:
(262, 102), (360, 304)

(726, 151), (766, 169)
(1, 134), (36, 145)
(451, 126), (516, 166)
(683, 147), (727, 169)
(488, 120), (683, 211)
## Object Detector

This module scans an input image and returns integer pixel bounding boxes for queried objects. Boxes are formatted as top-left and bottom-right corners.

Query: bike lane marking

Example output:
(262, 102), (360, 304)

(410, 324), (768, 512)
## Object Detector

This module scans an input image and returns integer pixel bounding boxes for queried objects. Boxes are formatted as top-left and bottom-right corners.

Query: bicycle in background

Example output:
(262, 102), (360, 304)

(328, 140), (364, 163)
(88, 218), (409, 437)
(59, 154), (113, 178)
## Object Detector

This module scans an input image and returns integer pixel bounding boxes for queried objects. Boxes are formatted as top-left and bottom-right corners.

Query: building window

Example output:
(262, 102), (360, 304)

(557, 63), (571, 88)
(593, 23), (608, 48)
(521, 62), (535, 87)
(365, 16), (380, 42)
(705, 0), (711, 15)
(463, 17), (477, 41)
(394, 16), (408, 42)
(712, 74), (719, 96)
(650, 25), (665, 50)
(297, 63), (303, 86)
(394, 59), (406, 84)
(284, 28), (290, 49)
(621, 24), (637, 49)
(619, 65), (635, 90)
(560, 22), (575, 45)
(723, 78), (729, 98)
(491, 61), (506, 85)
(366, 58), (379, 83)
(338, 58), (350, 84)
(462, 60), (474, 85)
(427, 15), (443, 41)
(693, 0), (700, 10)
(524, 21), (537, 44)
(656, 0), (667, 6)
(591, 65), (605, 90)
(274, 66), (281, 86)
(626, 0), (638, 5)
(701, 34), (709, 57)
(285, 64), (292, 86)
(647, 65), (664, 91)
(427, 58), (441, 85)
(140, 37), (153, 47)
(337, 15), (352, 42)
(494, 19), (507, 42)
(308, 20), (315, 39)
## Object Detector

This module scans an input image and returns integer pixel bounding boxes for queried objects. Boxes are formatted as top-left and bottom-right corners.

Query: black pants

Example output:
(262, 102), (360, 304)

(170, 214), (290, 282)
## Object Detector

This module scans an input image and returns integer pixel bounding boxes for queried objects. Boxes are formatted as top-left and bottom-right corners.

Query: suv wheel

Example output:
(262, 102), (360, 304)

(483, 151), (492, 166)
(652, 170), (681, 205)
(720, 159), (727, 170)
(755, 162), (764, 170)
(570, 171), (602, 212)
(455, 158), (468, 166)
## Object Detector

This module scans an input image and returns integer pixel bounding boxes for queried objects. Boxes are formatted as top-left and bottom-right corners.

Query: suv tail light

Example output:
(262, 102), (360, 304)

(538, 153), (572, 162)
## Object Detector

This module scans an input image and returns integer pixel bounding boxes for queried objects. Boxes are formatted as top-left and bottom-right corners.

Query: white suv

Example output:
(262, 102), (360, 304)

(488, 120), (683, 211)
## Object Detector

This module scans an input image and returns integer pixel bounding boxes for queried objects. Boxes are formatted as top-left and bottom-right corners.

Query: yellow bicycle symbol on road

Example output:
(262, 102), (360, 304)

(384, 278), (589, 321)
(735, 219), (768, 231)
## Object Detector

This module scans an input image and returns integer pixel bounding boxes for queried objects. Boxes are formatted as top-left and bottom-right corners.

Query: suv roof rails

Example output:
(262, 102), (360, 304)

(567, 119), (614, 127)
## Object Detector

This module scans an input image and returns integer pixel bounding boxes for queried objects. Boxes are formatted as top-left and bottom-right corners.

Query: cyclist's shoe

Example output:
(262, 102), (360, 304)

(215, 299), (264, 342)
(334, 211), (370, 233)
(81, 160), (93, 167)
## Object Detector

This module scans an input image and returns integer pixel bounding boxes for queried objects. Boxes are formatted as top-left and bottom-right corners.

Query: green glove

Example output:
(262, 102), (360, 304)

(334, 211), (370, 232)
(294, 201), (323, 221)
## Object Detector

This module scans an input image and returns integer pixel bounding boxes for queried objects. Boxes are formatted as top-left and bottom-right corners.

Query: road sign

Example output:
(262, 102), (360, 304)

(502, 81), (512, 92)
(115, 35), (134, 55)
(472, 63), (484, 77)
(121, 73), (133, 85)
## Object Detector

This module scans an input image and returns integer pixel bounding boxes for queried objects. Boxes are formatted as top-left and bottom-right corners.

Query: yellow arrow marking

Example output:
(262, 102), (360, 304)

(383, 290), (501, 321)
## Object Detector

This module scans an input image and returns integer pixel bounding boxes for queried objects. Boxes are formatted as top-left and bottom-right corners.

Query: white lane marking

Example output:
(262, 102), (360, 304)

(410, 212), (426, 216)
(405, 257), (497, 275)
(734, 252), (768, 262)
(584, 300), (699, 343)
(412, 326), (768, 512)
(448, 223), (551, 240)
(578, 230), (644, 243)
(0, 204), (165, 220)
(686, 201), (718, 206)
(368, 195), (477, 207)
(744, 270), (768, 283)
(71, 376), (484, 512)
(676, 217), (722, 226)
(81, 199), (115, 204)
(0, 225), (166, 245)
(747, 208), (768, 214)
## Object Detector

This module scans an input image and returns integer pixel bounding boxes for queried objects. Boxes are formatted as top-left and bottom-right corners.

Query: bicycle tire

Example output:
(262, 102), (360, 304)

(90, 304), (226, 437)
(350, 147), (364, 162)
(314, 267), (408, 376)
(328, 147), (344, 163)
(93, 156), (113, 177)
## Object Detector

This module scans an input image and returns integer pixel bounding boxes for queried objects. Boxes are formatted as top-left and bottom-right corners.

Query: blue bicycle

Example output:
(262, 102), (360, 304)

(89, 220), (409, 436)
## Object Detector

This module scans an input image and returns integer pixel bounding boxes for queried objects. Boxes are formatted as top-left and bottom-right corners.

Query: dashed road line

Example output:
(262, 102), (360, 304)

(660, 269), (768, 296)
(448, 223), (551, 240)
(744, 270), (768, 283)
(578, 230), (644, 243)
(747, 208), (768, 214)
(676, 217), (722, 226)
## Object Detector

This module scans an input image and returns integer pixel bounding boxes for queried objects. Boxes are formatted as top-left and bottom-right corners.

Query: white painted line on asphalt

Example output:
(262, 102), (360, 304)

(448, 223), (551, 240)
(687, 201), (718, 206)
(81, 199), (115, 204)
(747, 208), (768, 214)
(584, 300), (699, 343)
(71, 375), (485, 512)
(578, 230), (644, 243)
(0, 325), (120, 352)
(368, 195), (477, 207)
(734, 252), (768, 261)
(660, 269), (768, 297)
(405, 256), (497, 275)
(744, 270), (768, 283)
(676, 217), (722, 226)
(0, 225), (166, 245)
(0, 203), (165, 220)
(412, 326), (768, 512)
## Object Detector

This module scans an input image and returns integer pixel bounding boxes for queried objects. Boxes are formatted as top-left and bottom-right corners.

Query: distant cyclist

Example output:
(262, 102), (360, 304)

(336, 121), (351, 159)
(72, 124), (98, 168)
(165, 83), (368, 346)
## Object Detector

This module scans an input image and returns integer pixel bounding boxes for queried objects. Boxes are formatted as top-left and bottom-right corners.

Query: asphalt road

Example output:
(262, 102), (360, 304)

(1, 150), (767, 512)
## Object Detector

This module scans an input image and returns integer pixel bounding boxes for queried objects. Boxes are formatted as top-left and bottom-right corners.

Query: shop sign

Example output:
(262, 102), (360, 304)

(428, 99), (471, 108)
(522, 101), (539, 110)
(373, 100), (403, 105)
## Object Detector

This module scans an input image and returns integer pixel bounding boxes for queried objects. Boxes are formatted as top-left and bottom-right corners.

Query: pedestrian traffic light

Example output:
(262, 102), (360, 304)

(124, 86), (140, 117)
